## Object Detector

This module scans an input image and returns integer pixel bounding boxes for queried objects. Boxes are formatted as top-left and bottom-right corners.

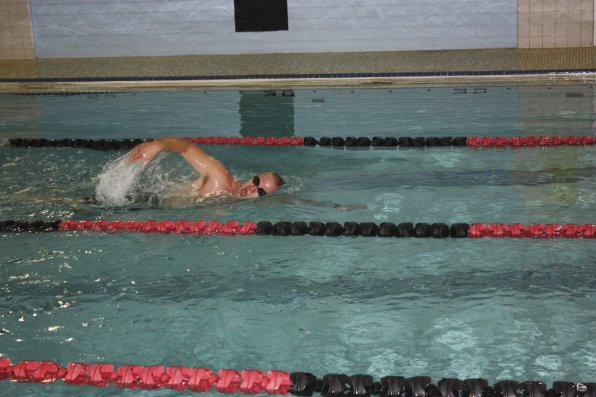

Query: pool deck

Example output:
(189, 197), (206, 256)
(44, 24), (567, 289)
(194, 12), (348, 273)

(1, 47), (595, 92)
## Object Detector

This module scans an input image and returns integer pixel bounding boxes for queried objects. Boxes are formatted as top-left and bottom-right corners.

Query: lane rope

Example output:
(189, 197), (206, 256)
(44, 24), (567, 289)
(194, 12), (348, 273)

(0, 357), (593, 396)
(2, 135), (595, 150)
(1, 220), (594, 238)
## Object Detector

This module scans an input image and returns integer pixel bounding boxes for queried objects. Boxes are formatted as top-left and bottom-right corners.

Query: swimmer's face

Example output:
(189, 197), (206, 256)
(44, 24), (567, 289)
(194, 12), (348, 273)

(238, 172), (282, 199)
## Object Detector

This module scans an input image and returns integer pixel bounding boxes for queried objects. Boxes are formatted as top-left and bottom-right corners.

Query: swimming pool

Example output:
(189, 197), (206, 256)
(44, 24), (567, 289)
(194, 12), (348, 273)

(0, 85), (595, 396)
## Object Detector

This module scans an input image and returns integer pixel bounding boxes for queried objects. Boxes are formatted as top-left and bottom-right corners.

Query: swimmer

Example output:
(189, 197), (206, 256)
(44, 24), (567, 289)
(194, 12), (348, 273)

(128, 137), (285, 202)
(2, 136), (364, 210)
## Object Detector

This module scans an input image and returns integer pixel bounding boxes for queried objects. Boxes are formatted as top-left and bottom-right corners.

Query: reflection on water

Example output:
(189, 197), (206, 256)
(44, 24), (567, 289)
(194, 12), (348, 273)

(239, 90), (295, 137)
(0, 94), (42, 138)
(320, 168), (595, 189)
(1, 85), (594, 139)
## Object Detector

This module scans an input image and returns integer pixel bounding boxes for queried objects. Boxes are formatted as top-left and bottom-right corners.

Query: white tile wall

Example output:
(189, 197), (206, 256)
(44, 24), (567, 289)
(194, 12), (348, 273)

(30, 0), (517, 57)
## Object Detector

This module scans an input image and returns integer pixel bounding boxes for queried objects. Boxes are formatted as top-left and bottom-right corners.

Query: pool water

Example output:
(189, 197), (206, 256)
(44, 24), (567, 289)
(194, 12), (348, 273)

(0, 85), (595, 396)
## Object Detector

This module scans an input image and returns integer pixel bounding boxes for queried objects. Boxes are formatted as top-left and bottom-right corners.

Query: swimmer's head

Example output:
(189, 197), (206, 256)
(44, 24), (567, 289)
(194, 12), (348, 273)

(238, 172), (285, 198)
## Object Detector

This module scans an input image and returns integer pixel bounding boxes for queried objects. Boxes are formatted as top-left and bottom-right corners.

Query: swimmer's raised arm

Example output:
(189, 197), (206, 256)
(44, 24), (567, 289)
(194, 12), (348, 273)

(129, 137), (229, 180)
(129, 137), (282, 199)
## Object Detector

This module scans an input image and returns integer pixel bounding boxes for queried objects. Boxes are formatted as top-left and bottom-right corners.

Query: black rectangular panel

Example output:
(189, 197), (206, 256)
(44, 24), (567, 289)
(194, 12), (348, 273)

(234, 0), (288, 32)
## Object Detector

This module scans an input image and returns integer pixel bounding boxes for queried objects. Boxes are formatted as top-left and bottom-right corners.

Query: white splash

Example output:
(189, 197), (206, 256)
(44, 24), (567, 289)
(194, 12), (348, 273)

(95, 154), (143, 206)
(47, 326), (63, 332)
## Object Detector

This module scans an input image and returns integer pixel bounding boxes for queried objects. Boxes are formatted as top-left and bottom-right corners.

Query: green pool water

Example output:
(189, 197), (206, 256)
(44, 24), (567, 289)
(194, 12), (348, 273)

(0, 86), (595, 396)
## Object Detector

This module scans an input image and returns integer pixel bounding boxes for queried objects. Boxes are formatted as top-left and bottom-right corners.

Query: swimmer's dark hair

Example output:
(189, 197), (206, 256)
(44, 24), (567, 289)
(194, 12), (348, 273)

(272, 172), (285, 188)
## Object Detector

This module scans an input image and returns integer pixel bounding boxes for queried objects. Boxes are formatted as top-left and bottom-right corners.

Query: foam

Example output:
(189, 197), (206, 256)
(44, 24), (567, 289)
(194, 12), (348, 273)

(95, 154), (143, 206)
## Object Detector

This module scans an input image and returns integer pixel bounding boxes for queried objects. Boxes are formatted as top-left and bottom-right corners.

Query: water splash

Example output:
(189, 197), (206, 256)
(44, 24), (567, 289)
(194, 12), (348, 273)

(95, 154), (143, 206)
(94, 154), (190, 206)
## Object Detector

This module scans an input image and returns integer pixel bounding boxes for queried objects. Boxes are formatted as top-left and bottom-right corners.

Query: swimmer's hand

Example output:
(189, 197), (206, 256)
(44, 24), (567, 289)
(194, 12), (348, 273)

(129, 140), (164, 168)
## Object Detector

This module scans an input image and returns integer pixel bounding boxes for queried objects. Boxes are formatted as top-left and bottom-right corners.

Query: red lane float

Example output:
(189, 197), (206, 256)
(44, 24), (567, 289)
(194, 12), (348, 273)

(466, 135), (595, 147)
(468, 223), (595, 238)
(0, 358), (290, 394)
(6, 135), (595, 149)
(58, 220), (257, 236)
(185, 137), (304, 146)
(2, 357), (596, 396)
(185, 135), (596, 147)
(54, 220), (596, 238)
(185, 135), (595, 147)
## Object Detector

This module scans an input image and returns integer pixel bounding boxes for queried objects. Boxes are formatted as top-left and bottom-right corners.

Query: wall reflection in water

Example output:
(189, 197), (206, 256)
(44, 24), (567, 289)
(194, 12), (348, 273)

(238, 90), (294, 137)
(0, 95), (42, 137)
(512, 85), (595, 215)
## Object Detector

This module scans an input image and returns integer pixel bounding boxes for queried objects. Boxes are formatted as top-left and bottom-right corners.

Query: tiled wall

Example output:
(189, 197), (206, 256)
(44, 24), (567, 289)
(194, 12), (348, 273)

(28, 0), (516, 57)
(518, 0), (594, 47)
(0, 0), (35, 59)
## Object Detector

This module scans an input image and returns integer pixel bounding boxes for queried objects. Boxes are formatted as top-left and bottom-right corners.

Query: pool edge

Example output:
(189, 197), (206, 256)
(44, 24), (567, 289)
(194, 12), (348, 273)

(1, 73), (595, 94)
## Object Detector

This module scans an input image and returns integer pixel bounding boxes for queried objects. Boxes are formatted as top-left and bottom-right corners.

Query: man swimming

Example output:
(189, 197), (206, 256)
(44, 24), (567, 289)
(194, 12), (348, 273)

(2, 136), (364, 210)
(128, 137), (285, 202)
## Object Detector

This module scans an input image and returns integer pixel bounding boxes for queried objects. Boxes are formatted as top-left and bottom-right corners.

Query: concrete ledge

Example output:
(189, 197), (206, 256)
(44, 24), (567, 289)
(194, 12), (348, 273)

(1, 74), (595, 94)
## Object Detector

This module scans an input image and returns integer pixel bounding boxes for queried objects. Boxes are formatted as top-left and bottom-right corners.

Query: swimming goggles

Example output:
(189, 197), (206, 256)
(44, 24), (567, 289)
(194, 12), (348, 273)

(252, 176), (267, 197)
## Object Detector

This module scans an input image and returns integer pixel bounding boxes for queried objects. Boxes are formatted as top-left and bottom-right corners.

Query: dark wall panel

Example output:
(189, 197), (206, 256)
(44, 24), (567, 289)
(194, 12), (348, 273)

(234, 0), (288, 32)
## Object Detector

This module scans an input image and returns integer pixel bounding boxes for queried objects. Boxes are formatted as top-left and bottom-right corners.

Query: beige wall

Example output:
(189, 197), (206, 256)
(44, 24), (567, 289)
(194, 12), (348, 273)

(519, 0), (594, 47)
(0, 0), (35, 59)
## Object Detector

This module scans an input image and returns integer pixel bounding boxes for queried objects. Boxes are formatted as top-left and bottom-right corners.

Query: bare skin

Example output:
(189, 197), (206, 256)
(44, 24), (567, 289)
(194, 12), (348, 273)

(128, 137), (282, 200)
